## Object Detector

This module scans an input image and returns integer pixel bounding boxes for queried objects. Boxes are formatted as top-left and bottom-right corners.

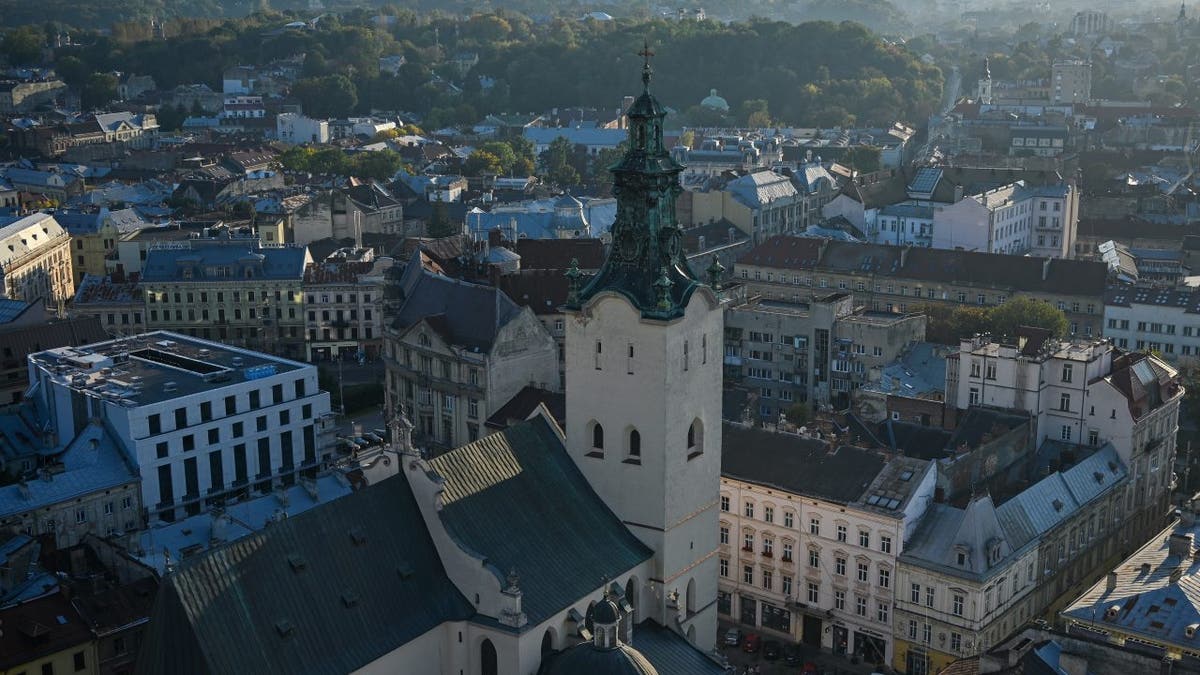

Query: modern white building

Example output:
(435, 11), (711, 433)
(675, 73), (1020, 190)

(27, 332), (335, 523)
(276, 112), (329, 145)
(718, 425), (935, 666)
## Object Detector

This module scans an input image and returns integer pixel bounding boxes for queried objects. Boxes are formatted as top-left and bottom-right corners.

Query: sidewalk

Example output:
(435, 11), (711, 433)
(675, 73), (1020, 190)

(716, 620), (884, 675)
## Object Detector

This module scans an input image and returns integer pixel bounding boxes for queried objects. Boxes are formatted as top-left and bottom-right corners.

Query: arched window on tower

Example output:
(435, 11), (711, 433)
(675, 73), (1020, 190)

(480, 638), (498, 675)
(595, 341), (603, 370)
(590, 422), (605, 457)
(687, 419), (703, 459)
(628, 428), (641, 461)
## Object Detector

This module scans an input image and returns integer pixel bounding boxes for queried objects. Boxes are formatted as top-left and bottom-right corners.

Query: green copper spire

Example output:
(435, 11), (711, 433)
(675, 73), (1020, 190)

(569, 45), (701, 319)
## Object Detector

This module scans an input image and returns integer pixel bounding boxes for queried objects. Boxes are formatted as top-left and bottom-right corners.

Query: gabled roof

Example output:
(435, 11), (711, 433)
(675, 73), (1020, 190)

(425, 415), (653, 627)
(134, 476), (475, 675)
(485, 386), (566, 430)
(141, 245), (309, 283)
(392, 254), (523, 352)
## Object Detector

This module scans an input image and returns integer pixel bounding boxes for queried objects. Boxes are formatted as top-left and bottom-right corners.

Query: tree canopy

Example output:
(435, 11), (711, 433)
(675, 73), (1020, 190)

(921, 298), (1068, 345)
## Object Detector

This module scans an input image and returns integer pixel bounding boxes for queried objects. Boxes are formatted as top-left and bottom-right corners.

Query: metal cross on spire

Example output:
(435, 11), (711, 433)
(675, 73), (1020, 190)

(638, 40), (655, 89)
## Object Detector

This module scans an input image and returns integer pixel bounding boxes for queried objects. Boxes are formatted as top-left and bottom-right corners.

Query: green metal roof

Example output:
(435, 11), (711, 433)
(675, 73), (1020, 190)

(135, 476), (474, 675)
(427, 415), (653, 628)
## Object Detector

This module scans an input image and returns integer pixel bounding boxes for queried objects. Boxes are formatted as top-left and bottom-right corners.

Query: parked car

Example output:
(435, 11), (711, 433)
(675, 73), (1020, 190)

(723, 628), (741, 647)
(784, 644), (803, 665)
(351, 436), (371, 448)
(741, 633), (761, 653)
(763, 640), (781, 660)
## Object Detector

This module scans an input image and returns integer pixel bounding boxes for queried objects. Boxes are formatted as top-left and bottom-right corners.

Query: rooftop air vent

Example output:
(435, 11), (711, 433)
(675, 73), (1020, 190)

(163, 382), (178, 393)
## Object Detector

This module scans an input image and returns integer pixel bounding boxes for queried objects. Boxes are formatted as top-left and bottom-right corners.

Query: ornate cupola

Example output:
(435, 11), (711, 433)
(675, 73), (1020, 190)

(567, 42), (701, 320)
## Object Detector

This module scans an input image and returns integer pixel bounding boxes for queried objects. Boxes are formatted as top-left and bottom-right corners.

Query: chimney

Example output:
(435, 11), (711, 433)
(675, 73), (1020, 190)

(728, 227), (736, 243)
(1169, 532), (1192, 558)
(1042, 258), (1052, 281)
(698, 235), (706, 251)
(954, 184), (965, 203)
(1171, 567), (1184, 584)
(1106, 571), (1117, 593)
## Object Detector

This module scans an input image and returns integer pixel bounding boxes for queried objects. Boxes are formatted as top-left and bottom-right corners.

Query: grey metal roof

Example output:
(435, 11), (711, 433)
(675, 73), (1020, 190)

(721, 423), (886, 505)
(392, 254), (523, 352)
(141, 244), (309, 283)
(134, 475), (475, 675)
(426, 415), (653, 628)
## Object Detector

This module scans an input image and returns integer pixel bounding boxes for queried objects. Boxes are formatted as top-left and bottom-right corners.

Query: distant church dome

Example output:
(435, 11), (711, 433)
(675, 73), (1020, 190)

(700, 88), (729, 112)
(540, 592), (658, 675)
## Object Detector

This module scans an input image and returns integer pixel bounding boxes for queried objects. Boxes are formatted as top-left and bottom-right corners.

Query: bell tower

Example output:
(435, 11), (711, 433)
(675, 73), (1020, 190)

(563, 44), (723, 651)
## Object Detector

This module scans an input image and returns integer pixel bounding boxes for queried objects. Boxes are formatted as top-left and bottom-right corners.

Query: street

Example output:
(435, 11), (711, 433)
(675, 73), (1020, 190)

(716, 621), (884, 675)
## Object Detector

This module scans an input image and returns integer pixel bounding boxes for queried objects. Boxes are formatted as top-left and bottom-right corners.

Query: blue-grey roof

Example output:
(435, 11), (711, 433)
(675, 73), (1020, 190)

(0, 298), (33, 324)
(392, 255), (523, 352)
(862, 342), (948, 398)
(54, 209), (108, 234)
(134, 475), (475, 675)
(0, 420), (138, 520)
(426, 415), (654, 628)
(467, 197), (616, 239)
(141, 244), (309, 283)
(632, 620), (727, 675)
(524, 126), (628, 148)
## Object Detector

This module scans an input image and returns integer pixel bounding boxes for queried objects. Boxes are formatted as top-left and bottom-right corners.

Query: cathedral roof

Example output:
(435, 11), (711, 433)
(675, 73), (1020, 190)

(425, 415), (653, 628)
(135, 476), (474, 675)
(541, 642), (658, 675)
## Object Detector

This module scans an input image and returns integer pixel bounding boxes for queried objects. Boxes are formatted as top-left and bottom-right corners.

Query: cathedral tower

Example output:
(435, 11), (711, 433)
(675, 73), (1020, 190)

(564, 46), (723, 651)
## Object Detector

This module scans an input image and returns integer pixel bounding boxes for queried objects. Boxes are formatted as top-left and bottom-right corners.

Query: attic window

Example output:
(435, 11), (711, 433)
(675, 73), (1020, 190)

(275, 619), (295, 638)
(900, 471), (914, 481)
(397, 562), (414, 579)
(341, 591), (359, 608)
(1052, 499), (1064, 512)
(287, 554), (307, 573)
(349, 527), (367, 546)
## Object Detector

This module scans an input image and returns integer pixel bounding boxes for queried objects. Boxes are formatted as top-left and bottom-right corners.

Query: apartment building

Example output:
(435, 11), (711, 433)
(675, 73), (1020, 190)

(719, 423), (936, 665)
(302, 248), (392, 361)
(1051, 60), (1092, 105)
(945, 333), (1183, 544)
(382, 253), (557, 450)
(1103, 285), (1200, 359)
(0, 212), (75, 305)
(140, 232), (310, 359)
(27, 332), (335, 523)
(735, 237), (1107, 338)
(724, 292), (926, 416)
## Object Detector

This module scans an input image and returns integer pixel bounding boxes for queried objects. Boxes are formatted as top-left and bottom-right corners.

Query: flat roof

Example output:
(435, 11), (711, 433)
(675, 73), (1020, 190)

(29, 331), (308, 407)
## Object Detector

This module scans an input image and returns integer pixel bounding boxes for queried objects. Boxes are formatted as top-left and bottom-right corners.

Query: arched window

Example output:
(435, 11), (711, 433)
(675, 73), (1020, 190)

(481, 638), (498, 675)
(687, 419), (703, 458)
(592, 423), (604, 450)
(541, 629), (554, 655)
(686, 577), (697, 614)
(629, 429), (641, 457)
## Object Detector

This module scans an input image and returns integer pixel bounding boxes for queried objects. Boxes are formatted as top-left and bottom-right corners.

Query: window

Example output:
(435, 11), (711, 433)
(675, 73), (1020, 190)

(744, 565), (754, 584)
(1062, 363), (1073, 382)
(985, 362), (996, 380)
(720, 495), (730, 512)
(857, 561), (869, 582)
(763, 538), (773, 557)
(764, 506), (774, 523)
(745, 501), (755, 518)
(953, 593), (964, 616)
(74, 651), (86, 671)
(858, 530), (869, 548)
(925, 586), (935, 608)
(784, 511), (794, 528)
(720, 526), (729, 545)
(855, 596), (867, 616)
(908, 620), (918, 640)
(1061, 425), (1072, 441)
(148, 413), (161, 435)
(763, 569), (773, 591)
(594, 341), (602, 369)
(835, 556), (846, 576)
(808, 581), (819, 603)
(880, 535), (892, 553)
(922, 623), (932, 645)
(877, 602), (889, 623)
(1060, 393), (1071, 412)
(720, 558), (729, 577)
(76, 508), (87, 524)
(951, 632), (962, 652)
(836, 524), (847, 542)
(834, 590), (845, 611)
(969, 387), (980, 406)
(782, 542), (793, 562)
(809, 548), (820, 568)
(911, 583), (921, 603)
(878, 568), (890, 588)
(809, 518), (820, 535)
(744, 532), (754, 551)
(591, 423), (604, 450)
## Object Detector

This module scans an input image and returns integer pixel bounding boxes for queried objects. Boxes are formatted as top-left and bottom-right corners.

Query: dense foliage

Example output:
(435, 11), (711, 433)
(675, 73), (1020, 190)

(7, 9), (942, 129)
(922, 297), (1069, 345)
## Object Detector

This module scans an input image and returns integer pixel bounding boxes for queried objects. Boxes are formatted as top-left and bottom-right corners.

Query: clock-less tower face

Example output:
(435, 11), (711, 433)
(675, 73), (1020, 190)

(563, 53), (723, 653)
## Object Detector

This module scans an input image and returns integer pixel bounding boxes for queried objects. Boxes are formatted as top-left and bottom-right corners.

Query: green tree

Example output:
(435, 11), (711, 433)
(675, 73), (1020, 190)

(81, 72), (118, 110)
(465, 150), (504, 176)
(986, 296), (1068, 339)
(843, 146), (882, 173)
(477, 141), (517, 174)
(54, 55), (89, 87)
(350, 150), (403, 181)
(292, 75), (358, 119)
(784, 403), (810, 426)
(539, 136), (580, 187)
(2, 26), (44, 66)
(739, 98), (771, 127)
(427, 198), (456, 238)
